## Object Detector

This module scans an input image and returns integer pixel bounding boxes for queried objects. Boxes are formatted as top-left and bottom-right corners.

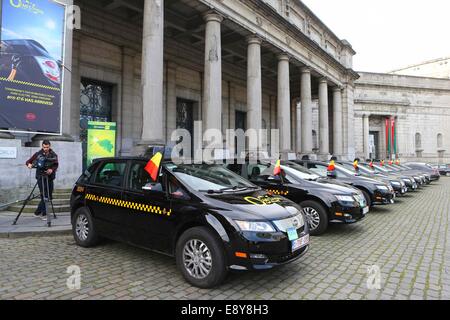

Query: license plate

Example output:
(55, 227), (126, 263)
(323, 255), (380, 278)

(363, 207), (369, 215)
(292, 234), (309, 252)
(287, 227), (299, 241)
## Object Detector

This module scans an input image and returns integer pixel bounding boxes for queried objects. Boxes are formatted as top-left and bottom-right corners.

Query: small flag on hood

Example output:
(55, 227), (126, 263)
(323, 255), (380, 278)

(388, 160), (393, 165)
(396, 159), (400, 165)
(328, 160), (336, 172)
(353, 160), (359, 169)
(380, 160), (385, 166)
(273, 159), (282, 176)
(145, 152), (163, 182)
(369, 161), (374, 168)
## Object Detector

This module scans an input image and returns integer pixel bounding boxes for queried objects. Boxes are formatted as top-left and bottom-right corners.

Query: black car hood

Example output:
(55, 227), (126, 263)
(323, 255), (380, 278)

(200, 190), (300, 221)
(300, 179), (357, 194)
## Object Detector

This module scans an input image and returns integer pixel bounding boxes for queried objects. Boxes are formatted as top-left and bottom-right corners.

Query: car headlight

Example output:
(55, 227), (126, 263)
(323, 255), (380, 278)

(390, 181), (401, 186)
(376, 185), (389, 191)
(234, 220), (276, 232)
(335, 195), (354, 202)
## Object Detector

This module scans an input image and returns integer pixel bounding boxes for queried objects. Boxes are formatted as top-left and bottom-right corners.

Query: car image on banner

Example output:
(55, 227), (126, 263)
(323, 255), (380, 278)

(0, 0), (66, 134)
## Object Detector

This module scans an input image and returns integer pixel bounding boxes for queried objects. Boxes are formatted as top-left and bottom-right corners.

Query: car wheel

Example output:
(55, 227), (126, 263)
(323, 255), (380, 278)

(361, 190), (373, 207)
(72, 207), (100, 248)
(176, 227), (228, 288)
(300, 200), (328, 236)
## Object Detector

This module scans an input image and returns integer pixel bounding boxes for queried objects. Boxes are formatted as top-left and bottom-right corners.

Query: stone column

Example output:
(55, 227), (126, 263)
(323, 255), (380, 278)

(247, 36), (262, 151)
(342, 84), (355, 160)
(296, 101), (302, 153)
(333, 87), (343, 157)
(277, 54), (291, 153)
(119, 48), (136, 156)
(166, 62), (177, 140)
(138, 0), (165, 150)
(319, 78), (329, 157)
(301, 67), (313, 154)
(363, 114), (370, 160)
(203, 13), (223, 133)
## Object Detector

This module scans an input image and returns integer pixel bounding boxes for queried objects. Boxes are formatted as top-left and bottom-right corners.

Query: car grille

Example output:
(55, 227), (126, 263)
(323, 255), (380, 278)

(268, 246), (306, 264)
(273, 215), (305, 232)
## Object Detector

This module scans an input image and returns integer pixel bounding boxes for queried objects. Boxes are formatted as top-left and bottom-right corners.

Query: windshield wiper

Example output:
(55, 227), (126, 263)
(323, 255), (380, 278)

(199, 189), (224, 194)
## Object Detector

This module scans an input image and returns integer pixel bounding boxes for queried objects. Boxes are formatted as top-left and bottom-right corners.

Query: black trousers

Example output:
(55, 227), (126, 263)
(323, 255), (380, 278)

(36, 176), (54, 216)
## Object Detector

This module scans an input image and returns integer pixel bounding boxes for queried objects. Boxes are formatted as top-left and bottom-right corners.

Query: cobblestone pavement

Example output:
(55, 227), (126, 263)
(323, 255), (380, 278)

(1, 178), (450, 300)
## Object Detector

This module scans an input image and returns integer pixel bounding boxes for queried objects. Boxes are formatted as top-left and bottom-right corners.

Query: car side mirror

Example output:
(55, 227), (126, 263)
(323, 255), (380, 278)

(84, 170), (91, 179)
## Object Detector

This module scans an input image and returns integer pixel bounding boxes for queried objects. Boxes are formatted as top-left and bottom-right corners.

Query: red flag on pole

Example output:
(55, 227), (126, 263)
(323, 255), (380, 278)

(273, 159), (282, 176)
(145, 152), (163, 182)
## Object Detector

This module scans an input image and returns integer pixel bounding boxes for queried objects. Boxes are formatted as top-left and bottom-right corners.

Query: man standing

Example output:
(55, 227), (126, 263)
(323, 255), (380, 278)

(26, 140), (59, 220)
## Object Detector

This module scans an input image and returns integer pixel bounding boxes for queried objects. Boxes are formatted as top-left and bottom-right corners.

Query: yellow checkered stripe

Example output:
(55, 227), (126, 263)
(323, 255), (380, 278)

(0, 77), (61, 91)
(267, 189), (289, 196)
(85, 194), (172, 217)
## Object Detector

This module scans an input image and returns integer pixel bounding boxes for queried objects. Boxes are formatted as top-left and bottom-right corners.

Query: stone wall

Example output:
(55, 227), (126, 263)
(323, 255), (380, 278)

(0, 140), (82, 206)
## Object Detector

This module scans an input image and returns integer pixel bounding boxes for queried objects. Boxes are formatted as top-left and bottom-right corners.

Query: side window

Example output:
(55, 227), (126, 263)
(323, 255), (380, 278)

(247, 164), (271, 181)
(94, 162), (127, 187)
(128, 162), (165, 192)
(168, 175), (189, 199)
(226, 163), (242, 176)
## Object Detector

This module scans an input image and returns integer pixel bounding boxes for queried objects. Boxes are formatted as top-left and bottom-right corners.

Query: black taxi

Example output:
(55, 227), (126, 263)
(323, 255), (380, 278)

(70, 157), (310, 288)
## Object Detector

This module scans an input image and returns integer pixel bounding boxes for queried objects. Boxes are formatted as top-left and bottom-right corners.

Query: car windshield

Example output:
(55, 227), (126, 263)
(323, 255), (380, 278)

(335, 164), (359, 176)
(343, 163), (373, 175)
(285, 162), (321, 180)
(373, 164), (391, 173)
(165, 163), (256, 193)
(385, 165), (399, 171)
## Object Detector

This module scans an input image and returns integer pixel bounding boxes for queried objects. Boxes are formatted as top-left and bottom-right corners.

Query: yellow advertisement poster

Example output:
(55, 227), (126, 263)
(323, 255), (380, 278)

(87, 121), (116, 167)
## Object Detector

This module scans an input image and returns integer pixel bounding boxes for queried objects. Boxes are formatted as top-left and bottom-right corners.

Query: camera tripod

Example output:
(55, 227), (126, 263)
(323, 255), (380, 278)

(12, 174), (57, 227)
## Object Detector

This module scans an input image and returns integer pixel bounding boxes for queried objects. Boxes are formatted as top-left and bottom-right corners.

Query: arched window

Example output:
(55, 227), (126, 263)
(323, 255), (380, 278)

(415, 133), (422, 149)
(437, 133), (443, 149)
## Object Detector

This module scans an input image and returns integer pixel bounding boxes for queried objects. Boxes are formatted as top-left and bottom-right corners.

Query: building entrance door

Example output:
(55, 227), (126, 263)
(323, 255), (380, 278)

(80, 79), (113, 171)
(235, 111), (247, 131)
(176, 99), (194, 152)
(369, 131), (379, 160)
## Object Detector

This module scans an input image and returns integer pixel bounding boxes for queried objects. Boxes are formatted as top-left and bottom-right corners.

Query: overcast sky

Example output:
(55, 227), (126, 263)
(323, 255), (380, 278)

(301, 0), (450, 73)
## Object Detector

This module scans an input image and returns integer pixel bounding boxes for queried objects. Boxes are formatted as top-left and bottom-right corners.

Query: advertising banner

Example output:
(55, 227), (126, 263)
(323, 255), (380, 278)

(0, 0), (66, 134)
(87, 121), (116, 167)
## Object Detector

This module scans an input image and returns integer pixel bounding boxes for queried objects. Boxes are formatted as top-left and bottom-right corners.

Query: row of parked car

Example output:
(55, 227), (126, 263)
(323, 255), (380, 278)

(70, 151), (442, 288)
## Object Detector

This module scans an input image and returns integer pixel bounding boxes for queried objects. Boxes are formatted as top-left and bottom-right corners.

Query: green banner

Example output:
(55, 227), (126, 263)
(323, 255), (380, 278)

(87, 121), (116, 167)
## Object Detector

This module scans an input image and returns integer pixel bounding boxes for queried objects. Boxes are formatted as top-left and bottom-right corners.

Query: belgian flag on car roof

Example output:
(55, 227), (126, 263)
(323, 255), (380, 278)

(145, 152), (163, 182)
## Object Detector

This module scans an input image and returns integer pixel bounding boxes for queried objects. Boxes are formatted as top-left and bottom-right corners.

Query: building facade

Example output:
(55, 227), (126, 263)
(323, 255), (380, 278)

(2, 0), (449, 205)
(353, 72), (450, 163)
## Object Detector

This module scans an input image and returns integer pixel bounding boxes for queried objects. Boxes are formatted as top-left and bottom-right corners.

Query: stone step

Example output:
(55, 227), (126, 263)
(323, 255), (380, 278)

(7, 204), (71, 214)
(29, 199), (70, 206)
(53, 189), (73, 194)
(52, 193), (71, 200)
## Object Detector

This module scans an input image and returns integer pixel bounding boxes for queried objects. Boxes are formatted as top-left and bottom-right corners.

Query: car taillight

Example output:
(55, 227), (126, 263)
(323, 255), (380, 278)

(34, 56), (61, 84)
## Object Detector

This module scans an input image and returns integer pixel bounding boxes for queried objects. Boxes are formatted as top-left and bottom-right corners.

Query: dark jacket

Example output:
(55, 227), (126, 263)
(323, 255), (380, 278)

(26, 149), (59, 180)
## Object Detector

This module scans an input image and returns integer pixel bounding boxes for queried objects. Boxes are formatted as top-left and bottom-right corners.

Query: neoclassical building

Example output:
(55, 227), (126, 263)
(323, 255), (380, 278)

(2, 0), (449, 204)
(353, 72), (450, 163)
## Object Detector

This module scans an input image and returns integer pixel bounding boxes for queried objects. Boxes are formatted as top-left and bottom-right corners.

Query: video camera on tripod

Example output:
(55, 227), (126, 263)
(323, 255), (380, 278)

(33, 154), (58, 176)
(13, 153), (58, 227)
